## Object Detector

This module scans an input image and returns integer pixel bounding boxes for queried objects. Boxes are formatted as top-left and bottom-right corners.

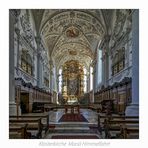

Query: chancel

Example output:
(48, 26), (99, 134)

(9, 9), (139, 139)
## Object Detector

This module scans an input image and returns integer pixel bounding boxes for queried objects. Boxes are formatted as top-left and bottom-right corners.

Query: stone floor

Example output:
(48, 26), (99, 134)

(48, 108), (98, 124)
(44, 109), (102, 139)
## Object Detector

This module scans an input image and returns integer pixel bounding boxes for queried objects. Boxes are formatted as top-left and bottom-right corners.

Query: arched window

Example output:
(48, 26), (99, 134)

(44, 77), (49, 87)
(90, 66), (93, 90)
(58, 68), (62, 93)
(118, 47), (125, 71)
(112, 47), (125, 75)
(98, 49), (102, 84)
(21, 50), (33, 75)
(83, 67), (87, 93)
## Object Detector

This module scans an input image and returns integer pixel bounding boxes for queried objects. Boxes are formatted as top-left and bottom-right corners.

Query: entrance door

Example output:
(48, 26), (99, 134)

(20, 92), (29, 113)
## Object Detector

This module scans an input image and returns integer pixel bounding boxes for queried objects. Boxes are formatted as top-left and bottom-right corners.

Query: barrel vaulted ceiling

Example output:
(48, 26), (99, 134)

(31, 9), (115, 70)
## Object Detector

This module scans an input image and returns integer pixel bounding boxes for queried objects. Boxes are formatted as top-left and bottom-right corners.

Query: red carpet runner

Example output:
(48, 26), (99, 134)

(58, 114), (88, 122)
(51, 135), (99, 139)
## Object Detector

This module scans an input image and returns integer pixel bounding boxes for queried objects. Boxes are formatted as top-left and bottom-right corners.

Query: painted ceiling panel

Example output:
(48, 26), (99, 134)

(31, 9), (115, 68)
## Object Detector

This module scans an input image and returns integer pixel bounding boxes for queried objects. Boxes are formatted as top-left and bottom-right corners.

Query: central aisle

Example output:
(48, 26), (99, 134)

(44, 109), (102, 139)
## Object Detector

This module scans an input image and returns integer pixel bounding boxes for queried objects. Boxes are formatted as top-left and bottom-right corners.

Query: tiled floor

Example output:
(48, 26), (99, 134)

(44, 109), (102, 139)
(48, 109), (98, 124)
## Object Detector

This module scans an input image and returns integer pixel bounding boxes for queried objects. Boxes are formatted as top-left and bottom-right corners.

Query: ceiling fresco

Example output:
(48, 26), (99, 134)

(31, 9), (115, 69)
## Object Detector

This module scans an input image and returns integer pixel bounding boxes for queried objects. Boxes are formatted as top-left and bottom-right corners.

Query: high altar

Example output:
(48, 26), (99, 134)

(62, 60), (84, 103)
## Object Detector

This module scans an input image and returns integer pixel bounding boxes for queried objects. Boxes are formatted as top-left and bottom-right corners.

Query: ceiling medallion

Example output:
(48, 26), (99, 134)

(66, 27), (79, 38)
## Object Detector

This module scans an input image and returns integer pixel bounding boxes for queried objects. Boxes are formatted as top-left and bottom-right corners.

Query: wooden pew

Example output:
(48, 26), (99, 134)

(9, 117), (42, 138)
(89, 104), (102, 113)
(44, 104), (54, 112)
(119, 125), (139, 139)
(10, 113), (49, 133)
(9, 123), (28, 139)
(44, 104), (60, 112)
(97, 113), (139, 132)
(97, 114), (120, 133)
(98, 114), (139, 121)
(103, 118), (139, 139)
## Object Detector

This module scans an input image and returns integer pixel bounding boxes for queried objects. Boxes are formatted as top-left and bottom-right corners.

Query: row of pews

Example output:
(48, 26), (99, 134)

(89, 104), (102, 113)
(9, 113), (49, 139)
(97, 113), (139, 139)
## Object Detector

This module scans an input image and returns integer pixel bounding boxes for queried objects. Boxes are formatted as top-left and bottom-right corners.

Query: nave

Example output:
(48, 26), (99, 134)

(9, 9), (139, 139)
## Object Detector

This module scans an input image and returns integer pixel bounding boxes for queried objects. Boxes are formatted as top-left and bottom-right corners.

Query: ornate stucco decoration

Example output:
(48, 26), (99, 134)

(113, 10), (126, 39)
(109, 10), (127, 49)
(38, 10), (114, 71)
(40, 10), (105, 51)
(108, 10), (132, 57)
(20, 12), (34, 43)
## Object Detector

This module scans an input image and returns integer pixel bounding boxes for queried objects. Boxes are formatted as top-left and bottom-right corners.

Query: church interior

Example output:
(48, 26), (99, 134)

(9, 9), (139, 139)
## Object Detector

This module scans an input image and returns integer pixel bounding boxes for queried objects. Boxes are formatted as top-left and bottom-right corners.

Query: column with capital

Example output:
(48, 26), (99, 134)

(9, 10), (21, 116)
(54, 67), (58, 92)
(49, 60), (53, 90)
(86, 72), (90, 93)
(102, 50), (109, 87)
(93, 60), (98, 92)
(87, 69), (90, 92)
(56, 72), (59, 93)
(102, 53), (105, 87)
(15, 28), (20, 69)
(36, 36), (43, 88)
(91, 63), (94, 103)
(100, 36), (110, 87)
(105, 52), (109, 86)
(49, 60), (54, 102)
(125, 10), (139, 116)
